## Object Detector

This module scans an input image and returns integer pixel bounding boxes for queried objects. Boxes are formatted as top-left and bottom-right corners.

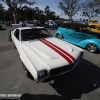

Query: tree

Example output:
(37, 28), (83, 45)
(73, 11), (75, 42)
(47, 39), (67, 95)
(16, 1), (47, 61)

(93, 0), (100, 14)
(4, 8), (13, 20)
(0, 3), (5, 20)
(81, 0), (100, 20)
(58, 0), (81, 21)
(44, 6), (51, 21)
(0, 0), (36, 21)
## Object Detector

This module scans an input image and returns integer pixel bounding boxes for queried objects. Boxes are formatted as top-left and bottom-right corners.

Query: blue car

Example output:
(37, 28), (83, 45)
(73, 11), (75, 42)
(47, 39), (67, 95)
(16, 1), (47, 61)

(54, 23), (100, 53)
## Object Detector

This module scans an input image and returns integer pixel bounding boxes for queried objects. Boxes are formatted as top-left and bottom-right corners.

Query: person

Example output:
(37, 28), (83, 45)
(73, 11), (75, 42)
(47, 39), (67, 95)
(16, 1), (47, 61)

(35, 30), (42, 39)
(37, 30), (42, 35)
(22, 21), (26, 27)
(20, 21), (22, 24)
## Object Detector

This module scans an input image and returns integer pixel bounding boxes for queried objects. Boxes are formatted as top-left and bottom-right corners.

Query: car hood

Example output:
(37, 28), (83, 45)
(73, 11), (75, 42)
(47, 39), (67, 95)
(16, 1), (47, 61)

(22, 37), (82, 69)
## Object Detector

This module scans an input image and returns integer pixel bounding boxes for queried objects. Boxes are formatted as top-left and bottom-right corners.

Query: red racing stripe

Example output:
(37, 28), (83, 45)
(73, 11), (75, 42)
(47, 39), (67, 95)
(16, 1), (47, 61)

(42, 38), (75, 61)
(39, 39), (73, 64)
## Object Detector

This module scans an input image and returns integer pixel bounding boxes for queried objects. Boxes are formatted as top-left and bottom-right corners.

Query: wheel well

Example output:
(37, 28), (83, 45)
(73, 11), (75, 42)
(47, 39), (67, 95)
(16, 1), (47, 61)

(56, 33), (64, 39)
(22, 62), (34, 79)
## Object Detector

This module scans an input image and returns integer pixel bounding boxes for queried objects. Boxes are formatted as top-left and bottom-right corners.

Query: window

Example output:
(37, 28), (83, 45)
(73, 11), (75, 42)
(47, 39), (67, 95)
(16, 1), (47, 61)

(14, 29), (19, 40)
(21, 28), (52, 41)
(93, 21), (98, 23)
(90, 25), (97, 29)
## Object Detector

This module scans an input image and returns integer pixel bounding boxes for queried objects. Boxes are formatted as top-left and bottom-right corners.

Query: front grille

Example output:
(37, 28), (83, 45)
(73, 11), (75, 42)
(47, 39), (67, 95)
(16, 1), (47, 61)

(50, 57), (80, 76)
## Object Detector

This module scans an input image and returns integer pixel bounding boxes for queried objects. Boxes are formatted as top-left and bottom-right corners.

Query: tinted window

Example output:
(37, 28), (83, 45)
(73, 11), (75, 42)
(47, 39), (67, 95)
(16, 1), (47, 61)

(21, 28), (52, 41)
(90, 25), (97, 29)
(14, 29), (19, 40)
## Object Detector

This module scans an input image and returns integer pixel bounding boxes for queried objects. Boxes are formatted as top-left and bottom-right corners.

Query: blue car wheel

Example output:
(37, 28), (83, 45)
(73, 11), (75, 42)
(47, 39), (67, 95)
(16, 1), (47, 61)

(56, 34), (61, 39)
(86, 43), (98, 53)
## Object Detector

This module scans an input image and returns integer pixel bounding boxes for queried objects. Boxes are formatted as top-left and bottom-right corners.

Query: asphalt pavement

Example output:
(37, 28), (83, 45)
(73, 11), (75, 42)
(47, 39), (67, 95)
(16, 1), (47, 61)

(0, 25), (100, 100)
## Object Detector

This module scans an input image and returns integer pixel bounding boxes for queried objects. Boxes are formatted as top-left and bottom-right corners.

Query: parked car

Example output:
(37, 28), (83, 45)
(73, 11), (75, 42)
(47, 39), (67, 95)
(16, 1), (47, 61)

(54, 23), (100, 53)
(8, 24), (83, 82)
(44, 20), (58, 28)
(89, 23), (100, 33)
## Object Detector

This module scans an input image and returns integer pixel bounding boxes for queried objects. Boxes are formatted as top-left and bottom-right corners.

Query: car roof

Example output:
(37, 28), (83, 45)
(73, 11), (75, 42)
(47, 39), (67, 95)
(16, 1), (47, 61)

(18, 26), (44, 30)
(12, 24), (44, 30)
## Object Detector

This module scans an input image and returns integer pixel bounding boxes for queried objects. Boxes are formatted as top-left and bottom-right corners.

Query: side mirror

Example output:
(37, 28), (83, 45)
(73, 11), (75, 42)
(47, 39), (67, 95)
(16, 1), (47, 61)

(8, 38), (12, 42)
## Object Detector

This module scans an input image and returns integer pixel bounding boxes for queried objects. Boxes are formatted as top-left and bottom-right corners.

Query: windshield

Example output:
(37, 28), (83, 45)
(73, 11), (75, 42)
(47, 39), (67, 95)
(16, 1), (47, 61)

(21, 28), (52, 41)
(89, 25), (97, 29)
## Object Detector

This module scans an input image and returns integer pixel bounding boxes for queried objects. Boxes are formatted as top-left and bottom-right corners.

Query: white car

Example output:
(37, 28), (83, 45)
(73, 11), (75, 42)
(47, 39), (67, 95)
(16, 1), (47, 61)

(9, 25), (84, 82)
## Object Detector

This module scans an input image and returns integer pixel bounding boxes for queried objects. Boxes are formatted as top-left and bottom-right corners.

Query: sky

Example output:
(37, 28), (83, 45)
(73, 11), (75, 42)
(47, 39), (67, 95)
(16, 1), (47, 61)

(33, 0), (87, 19)
(34, 0), (65, 17)
(0, 0), (86, 19)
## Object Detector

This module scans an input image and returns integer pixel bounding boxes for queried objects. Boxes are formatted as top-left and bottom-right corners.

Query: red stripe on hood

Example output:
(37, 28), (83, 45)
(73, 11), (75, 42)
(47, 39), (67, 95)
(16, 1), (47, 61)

(39, 39), (73, 64)
(42, 38), (75, 61)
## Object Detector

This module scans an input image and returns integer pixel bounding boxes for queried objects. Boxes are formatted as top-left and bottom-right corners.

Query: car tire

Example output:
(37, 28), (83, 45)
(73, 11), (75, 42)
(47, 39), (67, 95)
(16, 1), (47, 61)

(56, 34), (61, 39)
(22, 62), (31, 78)
(86, 43), (98, 53)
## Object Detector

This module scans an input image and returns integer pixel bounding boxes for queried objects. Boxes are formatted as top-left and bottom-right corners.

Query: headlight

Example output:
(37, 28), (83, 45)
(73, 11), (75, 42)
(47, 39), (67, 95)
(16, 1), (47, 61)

(38, 70), (47, 79)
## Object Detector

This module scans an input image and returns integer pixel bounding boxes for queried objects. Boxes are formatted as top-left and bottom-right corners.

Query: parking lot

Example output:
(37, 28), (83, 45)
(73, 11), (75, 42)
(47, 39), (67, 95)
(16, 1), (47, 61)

(0, 25), (100, 100)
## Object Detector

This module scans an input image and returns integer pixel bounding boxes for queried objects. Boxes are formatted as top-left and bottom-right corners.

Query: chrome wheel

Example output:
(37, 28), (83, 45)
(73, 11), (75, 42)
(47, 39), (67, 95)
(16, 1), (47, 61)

(56, 34), (61, 39)
(86, 44), (98, 53)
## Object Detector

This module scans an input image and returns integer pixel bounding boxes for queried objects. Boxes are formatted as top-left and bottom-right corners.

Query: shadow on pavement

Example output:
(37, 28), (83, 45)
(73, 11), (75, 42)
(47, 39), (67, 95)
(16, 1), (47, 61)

(49, 58), (100, 100)
(0, 94), (62, 100)
(0, 28), (7, 31)
(20, 93), (62, 100)
(0, 99), (18, 100)
(1, 58), (99, 100)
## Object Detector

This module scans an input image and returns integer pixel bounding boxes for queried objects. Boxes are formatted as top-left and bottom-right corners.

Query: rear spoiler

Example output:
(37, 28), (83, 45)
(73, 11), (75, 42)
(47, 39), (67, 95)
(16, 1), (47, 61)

(11, 24), (33, 29)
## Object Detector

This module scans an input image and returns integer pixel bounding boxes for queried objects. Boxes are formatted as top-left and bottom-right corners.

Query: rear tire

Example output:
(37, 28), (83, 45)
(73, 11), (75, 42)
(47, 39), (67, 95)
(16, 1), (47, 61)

(86, 43), (98, 53)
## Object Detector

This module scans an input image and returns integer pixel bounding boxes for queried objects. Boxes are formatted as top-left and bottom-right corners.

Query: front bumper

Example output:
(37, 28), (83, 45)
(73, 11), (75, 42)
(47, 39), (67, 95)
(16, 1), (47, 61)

(37, 53), (83, 82)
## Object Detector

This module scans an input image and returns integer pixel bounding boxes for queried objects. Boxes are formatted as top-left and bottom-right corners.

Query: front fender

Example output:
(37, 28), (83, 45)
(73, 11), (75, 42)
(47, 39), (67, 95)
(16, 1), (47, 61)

(20, 53), (38, 80)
